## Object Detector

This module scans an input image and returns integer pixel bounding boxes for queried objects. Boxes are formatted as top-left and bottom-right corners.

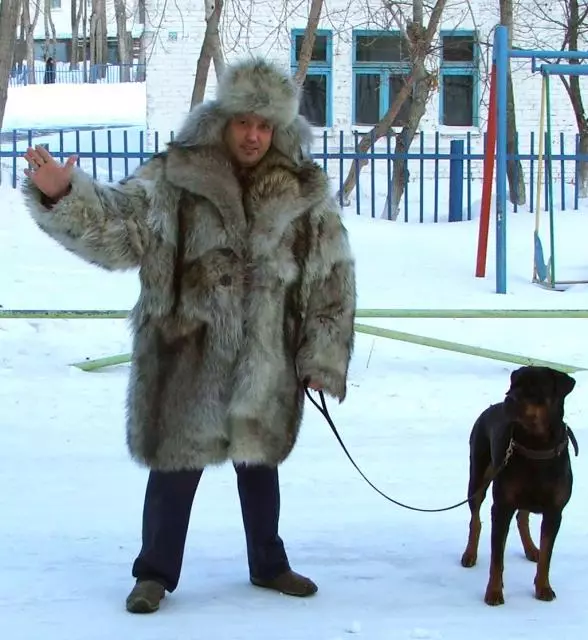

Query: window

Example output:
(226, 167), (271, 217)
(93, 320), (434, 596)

(439, 32), (479, 127)
(290, 29), (332, 127)
(352, 31), (412, 127)
(50, 0), (62, 8)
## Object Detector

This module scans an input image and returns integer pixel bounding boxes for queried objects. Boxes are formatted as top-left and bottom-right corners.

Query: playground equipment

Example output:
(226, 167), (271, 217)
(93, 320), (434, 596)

(476, 25), (588, 294)
(533, 63), (588, 289)
(1, 308), (586, 374)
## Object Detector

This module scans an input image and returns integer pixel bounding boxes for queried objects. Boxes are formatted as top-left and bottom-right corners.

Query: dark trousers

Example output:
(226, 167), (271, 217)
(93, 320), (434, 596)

(131, 464), (290, 592)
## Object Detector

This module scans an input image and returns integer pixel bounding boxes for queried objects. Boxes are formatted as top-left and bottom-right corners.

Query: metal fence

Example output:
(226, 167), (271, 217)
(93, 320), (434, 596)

(1, 127), (587, 223)
(8, 63), (146, 87)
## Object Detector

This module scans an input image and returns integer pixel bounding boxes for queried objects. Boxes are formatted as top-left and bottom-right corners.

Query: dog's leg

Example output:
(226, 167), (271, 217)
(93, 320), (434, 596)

(516, 510), (539, 562)
(534, 509), (562, 601)
(461, 464), (493, 568)
(484, 503), (515, 606)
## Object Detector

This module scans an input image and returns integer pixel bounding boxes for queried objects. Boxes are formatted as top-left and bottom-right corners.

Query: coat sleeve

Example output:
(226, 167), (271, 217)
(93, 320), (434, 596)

(296, 199), (357, 402)
(21, 156), (164, 271)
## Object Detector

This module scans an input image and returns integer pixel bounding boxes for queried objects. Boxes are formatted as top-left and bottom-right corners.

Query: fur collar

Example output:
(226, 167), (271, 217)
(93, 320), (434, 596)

(164, 143), (329, 244)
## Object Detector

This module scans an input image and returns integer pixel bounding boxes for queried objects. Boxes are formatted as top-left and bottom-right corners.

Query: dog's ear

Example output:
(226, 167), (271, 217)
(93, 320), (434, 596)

(553, 369), (576, 399)
(509, 366), (526, 387)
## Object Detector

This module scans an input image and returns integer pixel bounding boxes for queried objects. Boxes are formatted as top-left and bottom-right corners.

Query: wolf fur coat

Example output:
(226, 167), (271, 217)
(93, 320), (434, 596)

(22, 59), (357, 471)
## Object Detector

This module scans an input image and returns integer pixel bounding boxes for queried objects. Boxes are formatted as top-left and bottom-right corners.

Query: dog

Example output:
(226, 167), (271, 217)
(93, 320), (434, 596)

(460, 365), (579, 605)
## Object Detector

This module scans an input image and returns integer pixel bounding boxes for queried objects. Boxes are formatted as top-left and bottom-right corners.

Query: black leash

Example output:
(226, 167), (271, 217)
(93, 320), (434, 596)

(304, 388), (513, 514)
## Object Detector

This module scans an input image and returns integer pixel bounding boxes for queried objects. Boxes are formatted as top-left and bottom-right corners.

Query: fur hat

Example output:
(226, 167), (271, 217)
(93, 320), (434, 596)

(216, 58), (300, 128)
(173, 58), (312, 163)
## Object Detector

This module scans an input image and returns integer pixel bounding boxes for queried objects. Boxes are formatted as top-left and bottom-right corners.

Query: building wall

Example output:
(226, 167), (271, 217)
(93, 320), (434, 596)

(144, 0), (588, 151)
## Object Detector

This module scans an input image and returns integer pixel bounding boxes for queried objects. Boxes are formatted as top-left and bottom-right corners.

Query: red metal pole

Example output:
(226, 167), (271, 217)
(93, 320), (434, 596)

(476, 64), (497, 278)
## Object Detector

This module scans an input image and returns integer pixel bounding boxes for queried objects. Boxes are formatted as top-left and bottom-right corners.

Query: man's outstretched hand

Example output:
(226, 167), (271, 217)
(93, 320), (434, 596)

(24, 145), (77, 201)
(306, 380), (323, 392)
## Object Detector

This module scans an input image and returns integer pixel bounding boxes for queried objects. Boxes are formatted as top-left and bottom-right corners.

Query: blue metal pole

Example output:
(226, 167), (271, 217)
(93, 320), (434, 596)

(494, 25), (509, 294)
(512, 49), (588, 60)
(448, 139), (464, 222)
(538, 64), (588, 76)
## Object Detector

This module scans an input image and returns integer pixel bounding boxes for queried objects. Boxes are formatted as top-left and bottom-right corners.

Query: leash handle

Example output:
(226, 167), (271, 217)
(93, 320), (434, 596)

(304, 388), (505, 514)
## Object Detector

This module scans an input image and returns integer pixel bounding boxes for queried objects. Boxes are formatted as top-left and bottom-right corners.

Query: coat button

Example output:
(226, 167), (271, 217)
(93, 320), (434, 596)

(220, 274), (232, 286)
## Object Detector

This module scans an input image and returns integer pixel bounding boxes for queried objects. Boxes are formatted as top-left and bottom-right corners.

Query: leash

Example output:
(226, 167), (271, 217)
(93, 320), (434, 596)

(304, 388), (514, 513)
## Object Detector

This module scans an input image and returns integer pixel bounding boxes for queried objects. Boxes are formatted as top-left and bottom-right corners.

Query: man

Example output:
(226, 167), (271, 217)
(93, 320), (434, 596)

(22, 58), (356, 613)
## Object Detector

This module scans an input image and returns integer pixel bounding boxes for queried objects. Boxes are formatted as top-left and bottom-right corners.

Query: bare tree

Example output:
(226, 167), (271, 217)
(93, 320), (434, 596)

(21, 0), (42, 84)
(500, 0), (526, 205)
(563, 0), (588, 196)
(191, 0), (225, 107)
(15, 6), (26, 77)
(43, 0), (57, 59)
(70, 0), (85, 69)
(136, 0), (146, 82)
(114, 0), (132, 81)
(0, 0), (22, 131)
(90, 0), (108, 81)
(338, 0), (448, 219)
(293, 0), (324, 85)
(524, 0), (588, 196)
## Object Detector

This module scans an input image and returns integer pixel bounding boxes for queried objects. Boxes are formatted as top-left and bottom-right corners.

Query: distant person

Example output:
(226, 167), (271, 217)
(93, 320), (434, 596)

(21, 58), (357, 613)
(43, 57), (56, 84)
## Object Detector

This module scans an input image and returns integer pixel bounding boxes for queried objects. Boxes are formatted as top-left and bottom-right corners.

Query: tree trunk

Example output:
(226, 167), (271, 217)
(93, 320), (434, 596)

(100, 0), (108, 75)
(567, 0), (588, 197)
(383, 64), (431, 220)
(16, 6), (26, 75)
(190, 0), (224, 108)
(135, 0), (146, 82)
(82, 0), (88, 81)
(22, 0), (41, 85)
(70, 0), (84, 69)
(0, 0), (22, 132)
(114, 0), (131, 81)
(90, 0), (108, 81)
(499, 0), (526, 206)
(338, 0), (448, 204)
(339, 76), (415, 204)
(293, 0), (323, 86)
(43, 0), (57, 58)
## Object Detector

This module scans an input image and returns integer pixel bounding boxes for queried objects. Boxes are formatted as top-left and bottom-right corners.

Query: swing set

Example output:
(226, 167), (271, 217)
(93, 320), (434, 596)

(476, 26), (588, 293)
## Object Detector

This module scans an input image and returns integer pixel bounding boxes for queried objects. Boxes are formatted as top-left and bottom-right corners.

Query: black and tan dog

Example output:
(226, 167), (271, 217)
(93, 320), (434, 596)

(460, 365), (579, 605)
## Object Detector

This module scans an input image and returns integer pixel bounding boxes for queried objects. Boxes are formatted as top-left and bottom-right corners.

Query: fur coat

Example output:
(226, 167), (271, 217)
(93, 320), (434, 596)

(22, 59), (357, 471)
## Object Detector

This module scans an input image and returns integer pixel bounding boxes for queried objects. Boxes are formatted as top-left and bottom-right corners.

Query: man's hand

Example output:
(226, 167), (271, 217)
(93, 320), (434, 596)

(23, 145), (77, 201)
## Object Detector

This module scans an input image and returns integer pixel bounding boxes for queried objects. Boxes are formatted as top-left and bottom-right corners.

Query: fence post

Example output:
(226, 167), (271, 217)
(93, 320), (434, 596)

(449, 139), (464, 222)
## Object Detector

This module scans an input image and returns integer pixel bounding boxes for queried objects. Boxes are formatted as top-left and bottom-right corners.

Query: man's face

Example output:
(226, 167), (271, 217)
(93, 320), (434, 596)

(225, 114), (274, 167)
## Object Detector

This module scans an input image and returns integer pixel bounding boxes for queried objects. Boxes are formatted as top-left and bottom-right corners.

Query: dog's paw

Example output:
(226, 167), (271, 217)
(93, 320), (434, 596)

(484, 587), (505, 606)
(535, 584), (556, 601)
(460, 551), (477, 568)
(524, 547), (539, 563)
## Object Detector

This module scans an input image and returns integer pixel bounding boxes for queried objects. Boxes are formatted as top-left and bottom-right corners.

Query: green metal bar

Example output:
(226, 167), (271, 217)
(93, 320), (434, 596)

(0, 310), (129, 319)
(354, 323), (586, 374)
(4, 308), (588, 320)
(73, 353), (132, 371)
(355, 309), (588, 318)
(72, 323), (587, 374)
(545, 73), (557, 287)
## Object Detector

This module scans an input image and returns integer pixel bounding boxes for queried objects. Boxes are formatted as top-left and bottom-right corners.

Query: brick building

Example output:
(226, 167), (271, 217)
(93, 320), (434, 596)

(143, 0), (587, 152)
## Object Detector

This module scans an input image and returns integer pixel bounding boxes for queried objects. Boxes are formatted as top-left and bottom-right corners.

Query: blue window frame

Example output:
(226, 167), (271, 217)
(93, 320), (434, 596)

(439, 30), (480, 126)
(290, 29), (332, 127)
(352, 30), (412, 127)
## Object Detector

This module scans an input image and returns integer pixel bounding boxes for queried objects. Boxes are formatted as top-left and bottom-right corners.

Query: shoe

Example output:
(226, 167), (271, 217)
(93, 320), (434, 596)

(250, 569), (318, 597)
(125, 579), (166, 613)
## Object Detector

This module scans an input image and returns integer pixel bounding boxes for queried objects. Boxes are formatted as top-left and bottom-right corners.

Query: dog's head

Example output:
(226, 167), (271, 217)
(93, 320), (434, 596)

(504, 366), (576, 439)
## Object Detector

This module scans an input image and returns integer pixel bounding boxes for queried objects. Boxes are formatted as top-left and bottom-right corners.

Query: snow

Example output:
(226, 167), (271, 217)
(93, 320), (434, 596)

(2, 83), (588, 639)
(2, 83), (146, 130)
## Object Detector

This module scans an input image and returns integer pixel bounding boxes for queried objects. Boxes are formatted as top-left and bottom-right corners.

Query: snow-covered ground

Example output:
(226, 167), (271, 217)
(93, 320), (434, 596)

(3, 82), (146, 130)
(2, 82), (588, 640)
